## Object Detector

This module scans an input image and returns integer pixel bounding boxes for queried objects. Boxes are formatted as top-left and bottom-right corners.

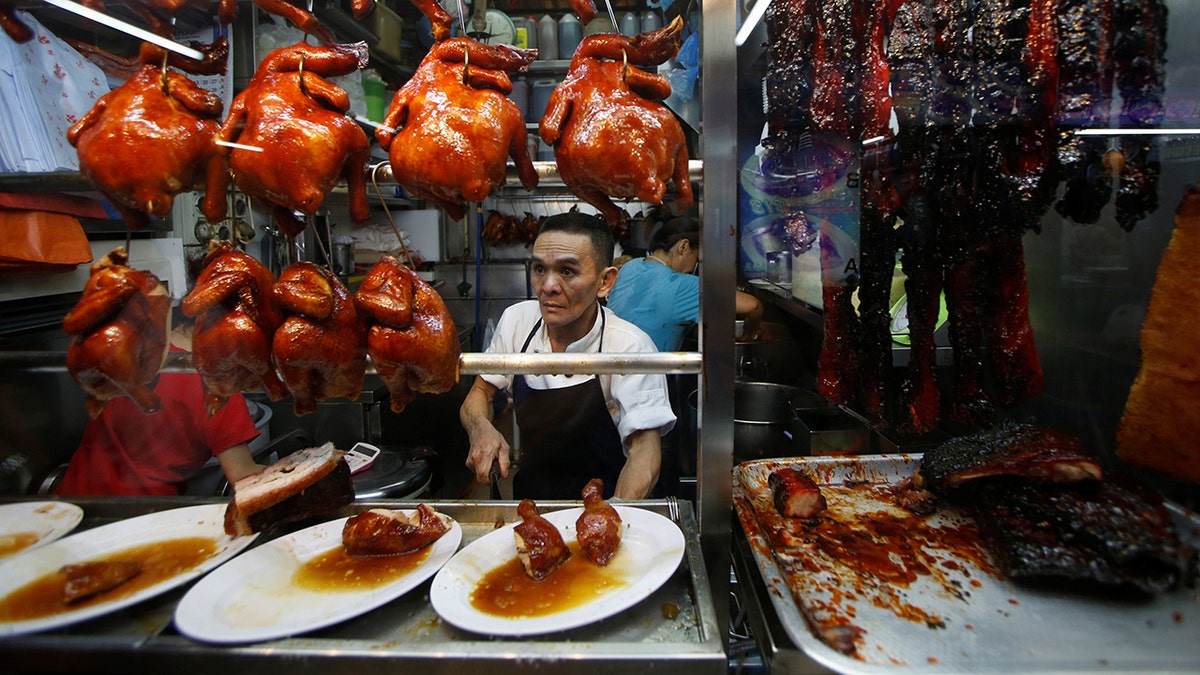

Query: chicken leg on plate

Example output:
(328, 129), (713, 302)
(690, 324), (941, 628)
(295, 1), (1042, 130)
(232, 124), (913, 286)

(272, 262), (366, 416)
(64, 248), (171, 419)
(513, 499), (571, 580)
(215, 41), (370, 238)
(182, 240), (287, 415)
(575, 478), (622, 566)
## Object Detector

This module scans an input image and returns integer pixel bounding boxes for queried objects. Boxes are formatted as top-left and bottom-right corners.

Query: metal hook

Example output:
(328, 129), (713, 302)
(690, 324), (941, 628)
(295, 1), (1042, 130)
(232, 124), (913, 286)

(159, 50), (170, 95)
(462, 45), (470, 85)
(621, 47), (629, 85)
(297, 53), (307, 96)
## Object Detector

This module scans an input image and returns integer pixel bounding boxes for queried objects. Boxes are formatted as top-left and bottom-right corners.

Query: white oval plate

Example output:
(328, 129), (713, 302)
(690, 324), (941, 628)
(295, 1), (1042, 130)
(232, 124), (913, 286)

(0, 501), (84, 562)
(174, 511), (462, 644)
(430, 506), (685, 636)
(0, 503), (256, 637)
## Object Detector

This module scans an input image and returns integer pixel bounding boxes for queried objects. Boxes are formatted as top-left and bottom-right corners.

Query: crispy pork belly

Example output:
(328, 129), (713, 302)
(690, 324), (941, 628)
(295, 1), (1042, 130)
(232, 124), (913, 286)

(575, 478), (621, 566)
(512, 499), (570, 580)
(342, 505), (450, 557)
(916, 420), (1102, 495)
(224, 443), (354, 535)
(62, 560), (141, 603)
(769, 468), (827, 519)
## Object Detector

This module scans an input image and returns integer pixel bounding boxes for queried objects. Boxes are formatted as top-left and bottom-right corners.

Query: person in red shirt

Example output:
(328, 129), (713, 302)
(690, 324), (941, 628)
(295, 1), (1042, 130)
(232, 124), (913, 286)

(56, 317), (263, 497)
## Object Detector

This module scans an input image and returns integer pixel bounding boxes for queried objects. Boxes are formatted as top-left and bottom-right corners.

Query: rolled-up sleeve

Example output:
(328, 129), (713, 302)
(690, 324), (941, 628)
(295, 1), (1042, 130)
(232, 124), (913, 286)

(612, 371), (676, 447)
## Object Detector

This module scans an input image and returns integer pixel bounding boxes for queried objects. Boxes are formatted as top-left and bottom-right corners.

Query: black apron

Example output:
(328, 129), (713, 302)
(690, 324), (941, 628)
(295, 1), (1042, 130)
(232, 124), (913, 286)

(512, 307), (625, 500)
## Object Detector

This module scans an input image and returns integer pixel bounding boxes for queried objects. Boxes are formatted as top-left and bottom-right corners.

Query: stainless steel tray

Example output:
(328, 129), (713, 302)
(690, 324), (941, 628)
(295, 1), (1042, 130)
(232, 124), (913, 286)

(0, 496), (725, 674)
(734, 454), (1200, 673)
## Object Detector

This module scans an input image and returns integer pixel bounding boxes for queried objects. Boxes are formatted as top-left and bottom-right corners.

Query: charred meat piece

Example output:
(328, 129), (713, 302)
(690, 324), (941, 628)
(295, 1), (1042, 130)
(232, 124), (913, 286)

(512, 499), (570, 580)
(918, 420), (1102, 495)
(967, 476), (1185, 595)
(342, 505), (450, 557)
(769, 468), (827, 519)
(575, 478), (622, 566)
(62, 560), (142, 604)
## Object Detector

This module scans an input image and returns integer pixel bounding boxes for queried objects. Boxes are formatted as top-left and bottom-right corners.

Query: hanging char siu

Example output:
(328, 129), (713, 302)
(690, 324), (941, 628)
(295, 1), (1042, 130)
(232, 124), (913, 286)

(540, 16), (692, 233)
(215, 41), (370, 238)
(376, 37), (538, 222)
(272, 262), (367, 416)
(354, 256), (460, 413)
(67, 40), (230, 231)
(63, 248), (171, 419)
(182, 241), (286, 415)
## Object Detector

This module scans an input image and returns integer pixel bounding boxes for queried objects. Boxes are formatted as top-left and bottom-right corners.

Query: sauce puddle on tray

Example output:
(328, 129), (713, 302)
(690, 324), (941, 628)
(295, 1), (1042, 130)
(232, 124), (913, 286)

(0, 537), (217, 621)
(293, 546), (432, 591)
(470, 543), (628, 618)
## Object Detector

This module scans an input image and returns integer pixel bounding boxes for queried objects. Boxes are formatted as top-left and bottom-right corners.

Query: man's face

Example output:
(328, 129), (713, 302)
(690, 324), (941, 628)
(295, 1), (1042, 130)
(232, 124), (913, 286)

(530, 231), (615, 331)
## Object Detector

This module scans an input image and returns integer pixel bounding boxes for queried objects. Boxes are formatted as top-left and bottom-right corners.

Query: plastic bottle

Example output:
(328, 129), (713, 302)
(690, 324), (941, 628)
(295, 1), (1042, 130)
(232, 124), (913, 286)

(620, 11), (639, 37)
(537, 15), (559, 60)
(512, 15), (532, 50)
(640, 10), (661, 33)
(524, 16), (538, 50)
(509, 77), (530, 121)
(558, 13), (582, 58)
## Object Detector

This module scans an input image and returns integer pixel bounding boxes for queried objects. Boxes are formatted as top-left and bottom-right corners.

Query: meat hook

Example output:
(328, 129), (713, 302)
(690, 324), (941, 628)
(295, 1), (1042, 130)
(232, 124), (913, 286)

(461, 46), (470, 86)
(368, 161), (418, 269)
(297, 53), (307, 96)
(159, 50), (169, 95)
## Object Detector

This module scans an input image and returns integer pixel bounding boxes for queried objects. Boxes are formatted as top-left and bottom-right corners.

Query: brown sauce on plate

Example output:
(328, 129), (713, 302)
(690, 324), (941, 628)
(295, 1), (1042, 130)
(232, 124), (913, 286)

(0, 532), (40, 558)
(0, 537), (218, 621)
(293, 546), (432, 591)
(470, 543), (628, 618)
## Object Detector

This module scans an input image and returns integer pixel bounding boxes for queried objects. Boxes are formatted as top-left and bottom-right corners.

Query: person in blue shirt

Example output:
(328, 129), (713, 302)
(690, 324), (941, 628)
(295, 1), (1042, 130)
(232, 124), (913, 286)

(608, 215), (763, 351)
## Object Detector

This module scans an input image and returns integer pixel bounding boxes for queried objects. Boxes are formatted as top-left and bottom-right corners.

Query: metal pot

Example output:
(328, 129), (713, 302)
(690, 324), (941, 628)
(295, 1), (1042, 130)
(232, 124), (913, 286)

(689, 382), (827, 461)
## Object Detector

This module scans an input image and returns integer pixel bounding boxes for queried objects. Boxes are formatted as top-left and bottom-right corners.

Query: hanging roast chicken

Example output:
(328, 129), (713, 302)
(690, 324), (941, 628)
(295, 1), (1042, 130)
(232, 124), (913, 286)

(272, 262), (367, 416)
(377, 0), (537, 222)
(215, 41), (371, 238)
(67, 40), (230, 231)
(63, 248), (171, 418)
(355, 256), (459, 413)
(182, 240), (287, 415)
(540, 16), (692, 231)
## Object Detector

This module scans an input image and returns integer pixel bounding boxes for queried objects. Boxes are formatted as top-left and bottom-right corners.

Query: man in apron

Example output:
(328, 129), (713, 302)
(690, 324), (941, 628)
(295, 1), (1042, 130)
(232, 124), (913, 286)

(460, 212), (676, 500)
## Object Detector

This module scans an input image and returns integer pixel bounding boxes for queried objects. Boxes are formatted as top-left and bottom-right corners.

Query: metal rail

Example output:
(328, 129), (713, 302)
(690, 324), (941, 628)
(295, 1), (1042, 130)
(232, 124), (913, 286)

(0, 350), (703, 376)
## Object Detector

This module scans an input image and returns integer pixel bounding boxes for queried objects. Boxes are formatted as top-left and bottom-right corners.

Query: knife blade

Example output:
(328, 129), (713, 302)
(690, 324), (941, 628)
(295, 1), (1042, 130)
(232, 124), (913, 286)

(489, 458), (502, 500)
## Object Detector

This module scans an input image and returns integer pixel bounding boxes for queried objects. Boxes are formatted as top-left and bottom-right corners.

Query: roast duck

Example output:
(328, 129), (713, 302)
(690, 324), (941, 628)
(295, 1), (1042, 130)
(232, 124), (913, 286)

(377, 0), (537, 221)
(355, 256), (460, 413)
(272, 261), (367, 416)
(181, 240), (287, 415)
(63, 248), (171, 419)
(215, 41), (371, 238)
(67, 40), (231, 231)
(540, 16), (693, 232)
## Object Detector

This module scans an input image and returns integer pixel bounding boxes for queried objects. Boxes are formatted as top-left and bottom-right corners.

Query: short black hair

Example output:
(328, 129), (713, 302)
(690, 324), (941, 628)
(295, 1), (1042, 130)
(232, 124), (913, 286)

(538, 211), (615, 267)
(650, 216), (700, 252)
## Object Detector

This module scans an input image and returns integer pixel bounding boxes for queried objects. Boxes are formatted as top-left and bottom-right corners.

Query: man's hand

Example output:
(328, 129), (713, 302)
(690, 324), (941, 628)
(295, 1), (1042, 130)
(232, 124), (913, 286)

(460, 378), (512, 484)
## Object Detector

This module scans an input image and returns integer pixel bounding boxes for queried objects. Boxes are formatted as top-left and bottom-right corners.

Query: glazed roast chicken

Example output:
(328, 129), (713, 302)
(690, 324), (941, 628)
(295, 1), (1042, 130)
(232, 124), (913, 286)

(182, 241), (286, 415)
(513, 499), (571, 580)
(272, 262), (367, 416)
(216, 41), (370, 238)
(377, 37), (538, 221)
(540, 16), (692, 230)
(67, 40), (230, 231)
(64, 248), (171, 419)
(575, 478), (622, 566)
(355, 257), (460, 413)
(342, 504), (451, 557)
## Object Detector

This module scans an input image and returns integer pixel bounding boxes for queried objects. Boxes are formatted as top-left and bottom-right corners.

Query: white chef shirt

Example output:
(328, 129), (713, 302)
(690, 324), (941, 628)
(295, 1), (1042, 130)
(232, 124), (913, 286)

(481, 300), (677, 445)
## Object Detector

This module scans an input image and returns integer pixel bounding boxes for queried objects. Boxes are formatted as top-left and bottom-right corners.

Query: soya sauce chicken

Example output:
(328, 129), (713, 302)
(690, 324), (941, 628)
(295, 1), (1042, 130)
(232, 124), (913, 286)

(355, 256), (460, 413)
(64, 248), (171, 418)
(540, 16), (692, 232)
(272, 262), (367, 416)
(215, 41), (370, 238)
(67, 40), (230, 231)
(182, 241), (286, 415)
(377, 0), (537, 221)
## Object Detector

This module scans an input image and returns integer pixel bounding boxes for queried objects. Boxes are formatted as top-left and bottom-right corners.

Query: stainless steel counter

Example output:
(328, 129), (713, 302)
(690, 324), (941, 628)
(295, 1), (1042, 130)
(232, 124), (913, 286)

(0, 496), (726, 674)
